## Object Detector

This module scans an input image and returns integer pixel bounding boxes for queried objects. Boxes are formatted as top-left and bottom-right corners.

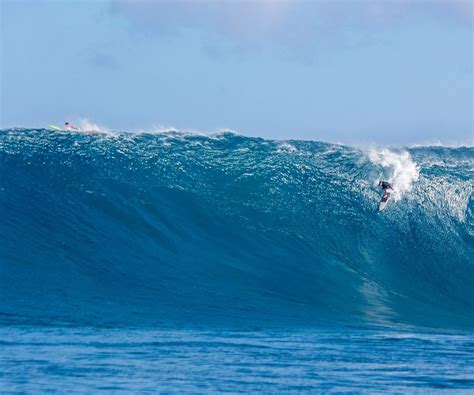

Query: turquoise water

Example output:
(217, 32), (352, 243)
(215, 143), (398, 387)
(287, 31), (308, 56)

(1, 129), (473, 391)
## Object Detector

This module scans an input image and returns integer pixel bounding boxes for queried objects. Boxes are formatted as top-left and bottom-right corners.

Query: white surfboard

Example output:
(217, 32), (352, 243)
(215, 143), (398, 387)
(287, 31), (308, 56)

(378, 188), (394, 211)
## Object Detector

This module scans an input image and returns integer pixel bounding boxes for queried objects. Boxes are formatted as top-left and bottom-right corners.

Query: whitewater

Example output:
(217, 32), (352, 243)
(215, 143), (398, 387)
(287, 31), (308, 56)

(1, 128), (473, 392)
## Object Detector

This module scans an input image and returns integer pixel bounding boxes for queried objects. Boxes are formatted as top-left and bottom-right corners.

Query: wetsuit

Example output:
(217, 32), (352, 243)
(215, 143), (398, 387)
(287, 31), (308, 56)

(380, 181), (392, 191)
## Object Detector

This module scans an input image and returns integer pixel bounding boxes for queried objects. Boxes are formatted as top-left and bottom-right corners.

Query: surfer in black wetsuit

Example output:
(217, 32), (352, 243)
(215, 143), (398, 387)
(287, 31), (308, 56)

(377, 180), (394, 209)
(378, 181), (392, 191)
(378, 181), (393, 199)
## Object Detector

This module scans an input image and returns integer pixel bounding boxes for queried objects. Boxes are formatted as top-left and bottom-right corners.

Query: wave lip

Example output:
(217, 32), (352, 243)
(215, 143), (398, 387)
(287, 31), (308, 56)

(0, 129), (473, 329)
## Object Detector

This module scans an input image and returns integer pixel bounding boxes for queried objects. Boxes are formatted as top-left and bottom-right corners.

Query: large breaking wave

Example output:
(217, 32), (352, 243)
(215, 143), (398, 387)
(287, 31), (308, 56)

(1, 129), (472, 329)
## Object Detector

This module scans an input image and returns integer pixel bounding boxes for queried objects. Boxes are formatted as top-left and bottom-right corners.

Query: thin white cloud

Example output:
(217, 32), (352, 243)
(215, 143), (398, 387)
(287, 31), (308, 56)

(110, 0), (472, 34)
(109, 0), (473, 62)
(109, 0), (292, 39)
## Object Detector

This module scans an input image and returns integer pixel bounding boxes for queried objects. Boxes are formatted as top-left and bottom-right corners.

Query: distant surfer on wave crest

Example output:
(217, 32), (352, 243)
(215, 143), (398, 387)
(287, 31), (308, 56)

(64, 122), (78, 131)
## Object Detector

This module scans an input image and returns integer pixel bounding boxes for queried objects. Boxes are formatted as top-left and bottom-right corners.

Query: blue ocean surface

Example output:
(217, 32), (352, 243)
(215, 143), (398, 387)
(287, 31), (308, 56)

(1, 128), (473, 392)
(1, 326), (473, 392)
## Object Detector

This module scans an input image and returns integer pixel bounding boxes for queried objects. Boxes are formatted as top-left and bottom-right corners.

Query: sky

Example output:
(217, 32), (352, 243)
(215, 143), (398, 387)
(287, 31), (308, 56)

(1, 0), (473, 145)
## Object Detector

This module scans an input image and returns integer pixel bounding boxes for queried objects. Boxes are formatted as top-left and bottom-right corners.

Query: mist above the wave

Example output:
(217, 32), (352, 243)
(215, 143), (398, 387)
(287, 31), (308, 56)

(76, 119), (110, 133)
(369, 148), (420, 201)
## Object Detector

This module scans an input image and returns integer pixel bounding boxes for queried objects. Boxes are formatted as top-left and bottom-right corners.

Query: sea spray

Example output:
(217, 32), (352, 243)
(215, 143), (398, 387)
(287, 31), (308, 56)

(369, 148), (420, 201)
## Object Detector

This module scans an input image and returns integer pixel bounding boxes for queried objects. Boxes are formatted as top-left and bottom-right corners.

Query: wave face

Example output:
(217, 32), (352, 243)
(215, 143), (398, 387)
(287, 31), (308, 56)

(1, 129), (473, 329)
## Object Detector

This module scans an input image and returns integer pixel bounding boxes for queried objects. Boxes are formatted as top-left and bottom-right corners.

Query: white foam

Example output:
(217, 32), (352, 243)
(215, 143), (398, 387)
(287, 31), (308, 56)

(409, 138), (473, 148)
(276, 142), (297, 153)
(77, 119), (110, 133)
(132, 126), (239, 140)
(369, 148), (419, 201)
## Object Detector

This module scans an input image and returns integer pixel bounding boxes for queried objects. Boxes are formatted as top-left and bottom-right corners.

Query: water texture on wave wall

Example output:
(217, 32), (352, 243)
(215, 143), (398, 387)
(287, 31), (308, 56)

(0, 129), (472, 329)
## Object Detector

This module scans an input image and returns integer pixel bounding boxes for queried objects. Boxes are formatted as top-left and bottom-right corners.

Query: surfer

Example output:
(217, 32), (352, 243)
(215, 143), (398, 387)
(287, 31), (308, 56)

(377, 180), (394, 211)
(64, 122), (78, 131)
(378, 181), (392, 193)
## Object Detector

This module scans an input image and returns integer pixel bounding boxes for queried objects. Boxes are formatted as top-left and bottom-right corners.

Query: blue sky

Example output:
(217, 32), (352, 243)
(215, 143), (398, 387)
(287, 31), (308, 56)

(1, 0), (472, 144)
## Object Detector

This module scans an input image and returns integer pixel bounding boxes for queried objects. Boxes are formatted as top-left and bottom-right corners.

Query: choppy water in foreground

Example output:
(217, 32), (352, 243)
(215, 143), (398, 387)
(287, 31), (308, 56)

(1, 326), (473, 393)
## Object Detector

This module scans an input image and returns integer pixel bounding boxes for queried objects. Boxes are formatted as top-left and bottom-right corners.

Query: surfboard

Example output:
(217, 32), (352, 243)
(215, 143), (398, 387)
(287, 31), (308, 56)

(48, 124), (63, 131)
(378, 188), (394, 211)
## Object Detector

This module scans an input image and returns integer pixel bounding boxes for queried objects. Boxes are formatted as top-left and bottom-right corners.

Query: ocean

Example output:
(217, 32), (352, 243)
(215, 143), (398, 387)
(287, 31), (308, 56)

(1, 128), (473, 392)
